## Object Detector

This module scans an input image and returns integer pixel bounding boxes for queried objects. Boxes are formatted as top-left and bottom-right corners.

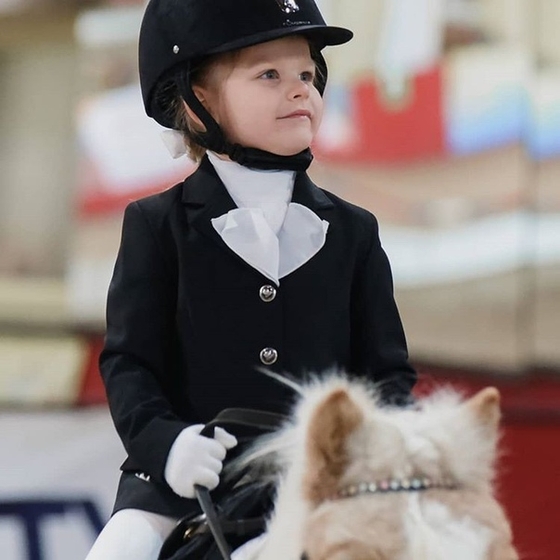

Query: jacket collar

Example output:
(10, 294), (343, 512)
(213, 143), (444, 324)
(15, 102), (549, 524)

(181, 155), (236, 227)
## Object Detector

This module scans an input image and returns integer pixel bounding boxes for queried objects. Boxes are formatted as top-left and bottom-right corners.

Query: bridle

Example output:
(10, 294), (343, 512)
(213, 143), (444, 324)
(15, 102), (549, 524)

(298, 476), (460, 560)
(331, 474), (459, 501)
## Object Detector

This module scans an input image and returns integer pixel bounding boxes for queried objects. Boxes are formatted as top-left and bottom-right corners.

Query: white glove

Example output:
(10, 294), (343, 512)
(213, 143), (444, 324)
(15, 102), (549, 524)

(164, 424), (238, 498)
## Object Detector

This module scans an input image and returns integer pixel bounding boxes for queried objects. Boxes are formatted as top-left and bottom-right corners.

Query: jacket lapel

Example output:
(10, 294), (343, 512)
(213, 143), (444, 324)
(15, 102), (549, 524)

(291, 171), (335, 218)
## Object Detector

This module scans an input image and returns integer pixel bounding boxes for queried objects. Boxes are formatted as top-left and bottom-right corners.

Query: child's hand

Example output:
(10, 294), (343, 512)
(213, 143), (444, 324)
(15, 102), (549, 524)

(164, 424), (238, 498)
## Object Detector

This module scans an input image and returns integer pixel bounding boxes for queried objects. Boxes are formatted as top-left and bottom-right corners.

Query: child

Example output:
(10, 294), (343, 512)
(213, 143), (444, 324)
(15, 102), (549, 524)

(86, 0), (417, 558)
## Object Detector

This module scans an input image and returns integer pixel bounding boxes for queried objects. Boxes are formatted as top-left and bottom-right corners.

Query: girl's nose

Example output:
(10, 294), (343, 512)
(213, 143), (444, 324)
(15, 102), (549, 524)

(287, 78), (310, 100)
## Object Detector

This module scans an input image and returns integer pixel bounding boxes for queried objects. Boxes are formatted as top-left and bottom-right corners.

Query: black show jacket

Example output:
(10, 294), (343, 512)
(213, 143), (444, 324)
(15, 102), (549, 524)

(100, 156), (416, 490)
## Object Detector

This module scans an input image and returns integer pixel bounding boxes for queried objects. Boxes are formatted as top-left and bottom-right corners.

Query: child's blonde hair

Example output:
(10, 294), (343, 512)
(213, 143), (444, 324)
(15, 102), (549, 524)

(154, 39), (326, 162)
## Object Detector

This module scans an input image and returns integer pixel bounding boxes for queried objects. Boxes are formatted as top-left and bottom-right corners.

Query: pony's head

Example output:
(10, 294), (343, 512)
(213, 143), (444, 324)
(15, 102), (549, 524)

(250, 375), (516, 560)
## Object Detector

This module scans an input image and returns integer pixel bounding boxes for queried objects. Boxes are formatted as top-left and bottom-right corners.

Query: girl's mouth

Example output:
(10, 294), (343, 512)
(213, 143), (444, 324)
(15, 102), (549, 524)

(280, 110), (311, 119)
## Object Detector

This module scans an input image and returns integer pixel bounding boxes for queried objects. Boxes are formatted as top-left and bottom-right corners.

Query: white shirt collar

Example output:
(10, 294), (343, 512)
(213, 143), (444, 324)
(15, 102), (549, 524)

(207, 151), (294, 210)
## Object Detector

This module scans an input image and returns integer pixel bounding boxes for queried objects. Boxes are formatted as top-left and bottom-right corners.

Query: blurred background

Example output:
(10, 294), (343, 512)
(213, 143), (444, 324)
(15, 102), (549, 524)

(1, 0), (559, 558)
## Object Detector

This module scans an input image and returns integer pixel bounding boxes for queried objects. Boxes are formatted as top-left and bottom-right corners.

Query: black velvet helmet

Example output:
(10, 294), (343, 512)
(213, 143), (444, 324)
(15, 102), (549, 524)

(138, 0), (353, 170)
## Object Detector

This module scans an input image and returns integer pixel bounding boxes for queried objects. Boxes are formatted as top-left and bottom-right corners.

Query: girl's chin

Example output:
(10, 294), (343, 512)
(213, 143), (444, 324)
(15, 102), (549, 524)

(271, 148), (309, 156)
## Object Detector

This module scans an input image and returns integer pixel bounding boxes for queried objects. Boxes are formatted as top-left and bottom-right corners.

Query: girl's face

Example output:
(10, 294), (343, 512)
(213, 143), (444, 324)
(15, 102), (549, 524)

(194, 36), (324, 156)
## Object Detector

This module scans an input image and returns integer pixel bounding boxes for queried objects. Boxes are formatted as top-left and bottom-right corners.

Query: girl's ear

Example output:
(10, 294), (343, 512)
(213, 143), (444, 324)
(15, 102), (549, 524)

(191, 84), (209, 107)
(465, 387), (501, 432)
(303, 388), (363, 505)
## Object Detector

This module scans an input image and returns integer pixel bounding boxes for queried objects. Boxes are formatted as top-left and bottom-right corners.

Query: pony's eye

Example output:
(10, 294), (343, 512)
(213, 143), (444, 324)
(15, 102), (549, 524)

(300, 553), (309, 560)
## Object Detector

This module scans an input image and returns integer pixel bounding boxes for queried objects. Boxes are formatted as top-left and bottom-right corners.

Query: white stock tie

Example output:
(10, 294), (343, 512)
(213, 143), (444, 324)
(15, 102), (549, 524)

(211, 203), (328, 286)
(207, 151), (329, 285)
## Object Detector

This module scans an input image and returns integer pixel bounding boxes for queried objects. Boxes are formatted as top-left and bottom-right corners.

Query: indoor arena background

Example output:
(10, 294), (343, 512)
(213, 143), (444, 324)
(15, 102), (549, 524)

(1, 0), (560, 559)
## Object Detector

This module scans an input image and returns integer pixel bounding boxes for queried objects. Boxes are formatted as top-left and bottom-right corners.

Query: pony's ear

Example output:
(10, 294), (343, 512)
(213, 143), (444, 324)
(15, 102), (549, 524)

(303, 388), (364, 505)
(465, 387), (501, 431)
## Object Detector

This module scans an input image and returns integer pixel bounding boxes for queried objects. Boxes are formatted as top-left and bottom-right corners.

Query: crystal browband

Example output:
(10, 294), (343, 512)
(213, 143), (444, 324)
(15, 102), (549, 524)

(333, 476), (459, 500)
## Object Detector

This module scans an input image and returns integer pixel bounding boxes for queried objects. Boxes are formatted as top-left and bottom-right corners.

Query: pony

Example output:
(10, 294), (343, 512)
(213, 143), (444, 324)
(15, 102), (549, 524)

(233, 374), (518, 560)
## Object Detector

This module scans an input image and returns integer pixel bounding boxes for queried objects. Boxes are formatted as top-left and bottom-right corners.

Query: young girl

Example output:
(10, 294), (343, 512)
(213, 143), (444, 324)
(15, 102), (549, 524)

(86, 0), (416, 558)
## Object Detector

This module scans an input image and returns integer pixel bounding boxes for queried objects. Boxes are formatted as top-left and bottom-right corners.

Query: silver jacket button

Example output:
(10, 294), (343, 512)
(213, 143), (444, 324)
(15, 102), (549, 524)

(259, 285), (277, 302)
(260, 347), (278, 365)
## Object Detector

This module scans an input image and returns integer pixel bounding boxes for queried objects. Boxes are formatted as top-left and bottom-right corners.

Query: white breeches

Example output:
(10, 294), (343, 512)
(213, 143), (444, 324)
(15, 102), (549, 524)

(84, 508), (266, 560)
(85, 509), (178, 560)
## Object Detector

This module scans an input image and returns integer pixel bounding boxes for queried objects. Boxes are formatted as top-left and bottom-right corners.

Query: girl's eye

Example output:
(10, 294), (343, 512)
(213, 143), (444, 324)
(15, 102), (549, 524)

(300, 71), (315, 82)
(260, 69), (279, 79)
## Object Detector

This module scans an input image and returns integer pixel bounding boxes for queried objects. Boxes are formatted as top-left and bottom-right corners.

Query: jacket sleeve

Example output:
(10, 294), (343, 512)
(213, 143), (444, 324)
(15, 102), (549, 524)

(350, 212), (417, 405)
(99, 201), (187, 483)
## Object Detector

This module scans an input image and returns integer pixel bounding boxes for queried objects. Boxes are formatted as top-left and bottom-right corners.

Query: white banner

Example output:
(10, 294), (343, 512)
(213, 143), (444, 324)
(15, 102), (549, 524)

(0, 408), (125, 560)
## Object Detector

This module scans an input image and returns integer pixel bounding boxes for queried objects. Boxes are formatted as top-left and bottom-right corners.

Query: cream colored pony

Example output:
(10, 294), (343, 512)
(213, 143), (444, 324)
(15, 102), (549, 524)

(234, 375), (518, 560)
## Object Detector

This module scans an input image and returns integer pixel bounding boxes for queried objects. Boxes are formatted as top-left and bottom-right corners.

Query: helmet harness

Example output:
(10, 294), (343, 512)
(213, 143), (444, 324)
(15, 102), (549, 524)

(138, 0), (353, 171)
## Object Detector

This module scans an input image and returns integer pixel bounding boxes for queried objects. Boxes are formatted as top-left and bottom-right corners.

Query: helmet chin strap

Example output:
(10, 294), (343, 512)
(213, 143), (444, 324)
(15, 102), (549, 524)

(176, 69), (313, 172)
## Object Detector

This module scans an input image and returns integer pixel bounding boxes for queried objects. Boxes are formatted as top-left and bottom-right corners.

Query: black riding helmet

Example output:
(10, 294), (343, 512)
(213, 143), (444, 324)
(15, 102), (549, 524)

(138, 0), (353, 171)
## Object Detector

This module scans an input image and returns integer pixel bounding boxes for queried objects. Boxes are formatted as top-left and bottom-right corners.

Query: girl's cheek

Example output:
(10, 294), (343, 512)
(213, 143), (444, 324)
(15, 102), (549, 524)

(313, 98), (325, 129)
